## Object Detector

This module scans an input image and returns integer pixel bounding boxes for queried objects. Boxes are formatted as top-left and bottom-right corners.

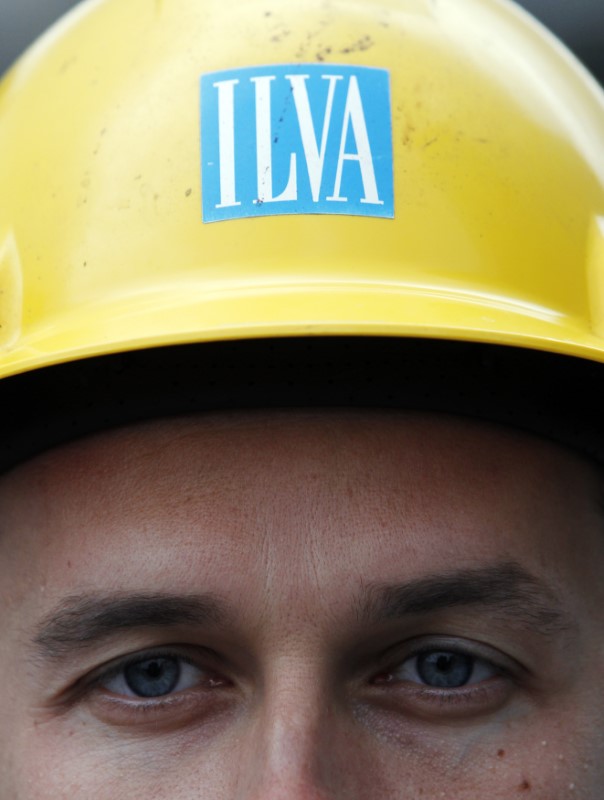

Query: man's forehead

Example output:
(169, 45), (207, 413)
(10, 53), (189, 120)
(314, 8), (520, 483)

(0, 411), (599, 535)
(0, 409), (599, 571)
(0, 409), (601, 659)
(0, 408), (596, 462)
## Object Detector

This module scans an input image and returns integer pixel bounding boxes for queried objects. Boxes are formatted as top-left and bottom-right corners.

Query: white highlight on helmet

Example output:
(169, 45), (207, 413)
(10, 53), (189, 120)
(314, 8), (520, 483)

(0, 232), (23, 350)
(587, 216), (604, 338)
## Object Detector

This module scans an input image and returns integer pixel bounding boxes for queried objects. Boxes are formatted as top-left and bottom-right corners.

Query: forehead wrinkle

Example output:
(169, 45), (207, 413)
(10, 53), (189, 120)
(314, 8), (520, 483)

(358, 561), (573, 638)
(30, 592), (228, 664)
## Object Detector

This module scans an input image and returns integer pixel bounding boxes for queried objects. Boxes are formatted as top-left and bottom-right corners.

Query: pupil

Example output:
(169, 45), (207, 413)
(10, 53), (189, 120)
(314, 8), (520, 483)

(125, 657), (181, 698)
(417, 651), (473, 688)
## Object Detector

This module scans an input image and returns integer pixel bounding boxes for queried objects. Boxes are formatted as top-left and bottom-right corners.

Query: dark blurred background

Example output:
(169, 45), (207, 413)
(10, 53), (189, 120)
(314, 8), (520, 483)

(0, 0), (603, 84)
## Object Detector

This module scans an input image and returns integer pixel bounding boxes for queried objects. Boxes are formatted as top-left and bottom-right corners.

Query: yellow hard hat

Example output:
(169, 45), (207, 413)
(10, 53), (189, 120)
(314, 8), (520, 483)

(0, 0), (603, 464)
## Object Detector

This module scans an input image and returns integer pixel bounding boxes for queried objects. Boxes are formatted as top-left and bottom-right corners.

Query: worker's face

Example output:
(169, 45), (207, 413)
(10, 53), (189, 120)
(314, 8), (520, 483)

(0, 412), (603, 799)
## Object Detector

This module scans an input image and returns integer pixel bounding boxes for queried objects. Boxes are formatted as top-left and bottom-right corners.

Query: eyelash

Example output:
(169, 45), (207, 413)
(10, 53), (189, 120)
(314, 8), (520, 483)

(97, 649), (202, 691)
(380, 646), (503, 684)
(68, 647), (228, 708)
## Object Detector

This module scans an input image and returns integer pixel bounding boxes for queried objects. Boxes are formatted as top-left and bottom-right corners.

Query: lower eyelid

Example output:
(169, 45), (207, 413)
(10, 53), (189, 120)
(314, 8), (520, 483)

(84, 681), (238, 731)
(397, 678), (512, 706)
(367, 672), (515, 721)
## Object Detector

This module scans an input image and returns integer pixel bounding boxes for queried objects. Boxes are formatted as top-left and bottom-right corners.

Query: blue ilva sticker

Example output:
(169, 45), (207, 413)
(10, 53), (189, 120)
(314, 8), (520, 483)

(201, 64), (393, 223)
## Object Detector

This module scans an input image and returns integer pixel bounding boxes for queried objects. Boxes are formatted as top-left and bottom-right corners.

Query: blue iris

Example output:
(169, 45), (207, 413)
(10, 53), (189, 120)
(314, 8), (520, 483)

(417, 651), (473, 688)
(124, 657), (181, 698)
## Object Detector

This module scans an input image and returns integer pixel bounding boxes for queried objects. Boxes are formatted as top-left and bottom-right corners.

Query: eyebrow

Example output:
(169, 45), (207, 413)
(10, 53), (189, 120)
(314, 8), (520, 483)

(358, 561), (571, 637)
(31, 563), (570, 664)
(32, 593), (227, 664)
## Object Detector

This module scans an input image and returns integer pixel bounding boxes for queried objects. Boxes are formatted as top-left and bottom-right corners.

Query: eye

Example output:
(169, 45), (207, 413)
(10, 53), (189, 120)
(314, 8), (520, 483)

(372, 635), (517, 693)
(101, 653), (207, 699)
(66, 648), (236, 730)
(392, 649), (497, 689)
(369, 639), (518, 719)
